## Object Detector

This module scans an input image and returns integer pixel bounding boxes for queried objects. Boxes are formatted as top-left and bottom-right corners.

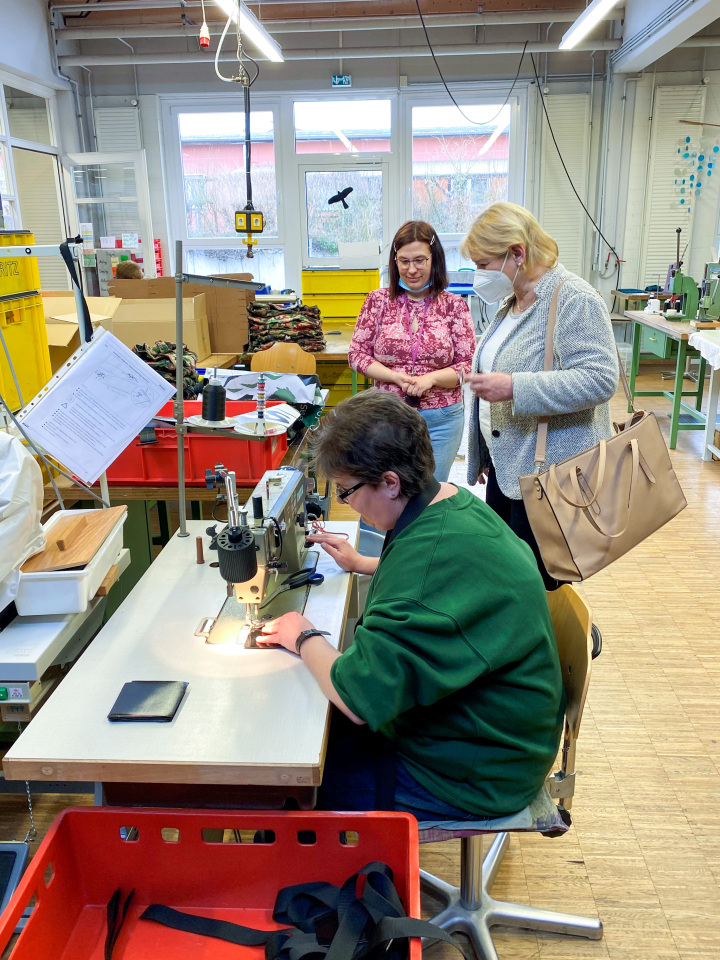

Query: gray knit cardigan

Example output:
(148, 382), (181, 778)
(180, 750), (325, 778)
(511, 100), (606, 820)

(467, 263), (619, 499)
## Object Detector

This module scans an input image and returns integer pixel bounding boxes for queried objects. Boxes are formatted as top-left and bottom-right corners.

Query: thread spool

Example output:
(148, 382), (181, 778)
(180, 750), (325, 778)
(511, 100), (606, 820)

(202, 378), (227, 422)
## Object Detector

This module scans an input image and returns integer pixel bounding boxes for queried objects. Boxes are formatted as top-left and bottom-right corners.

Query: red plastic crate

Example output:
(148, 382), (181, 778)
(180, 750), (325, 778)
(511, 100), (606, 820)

(0, 808), (420, 960)
(105, 400), (288, 486)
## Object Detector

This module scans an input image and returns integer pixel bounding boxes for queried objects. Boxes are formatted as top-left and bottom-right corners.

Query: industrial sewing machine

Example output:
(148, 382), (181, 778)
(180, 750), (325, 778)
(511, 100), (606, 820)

(198, 466), (319, 648)
(697, 262), (720, 322)
(664, 227), (699, 320)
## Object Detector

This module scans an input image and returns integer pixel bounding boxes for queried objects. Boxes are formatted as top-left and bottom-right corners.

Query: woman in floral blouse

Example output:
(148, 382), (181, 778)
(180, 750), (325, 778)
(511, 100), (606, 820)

(348, 221), (476, 482)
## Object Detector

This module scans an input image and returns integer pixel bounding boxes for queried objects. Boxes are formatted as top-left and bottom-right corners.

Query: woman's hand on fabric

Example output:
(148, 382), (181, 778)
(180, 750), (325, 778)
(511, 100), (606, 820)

(477, 467), (490, 486)
(403, 372), (436, 397)
(464, 373), (513, 402)
(306, 533), (378, 575)
(256, 611), (315, 653)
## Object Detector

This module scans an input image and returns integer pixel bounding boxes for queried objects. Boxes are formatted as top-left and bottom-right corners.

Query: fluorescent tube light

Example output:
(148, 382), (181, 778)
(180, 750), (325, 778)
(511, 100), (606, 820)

(214, 0), (284, 63)
(559, 0), (620, 51)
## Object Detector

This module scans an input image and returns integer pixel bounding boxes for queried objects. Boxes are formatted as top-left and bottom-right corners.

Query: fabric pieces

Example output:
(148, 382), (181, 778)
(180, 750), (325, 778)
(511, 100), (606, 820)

(132, 340), (201, 399)
(249, 302), (326, 354)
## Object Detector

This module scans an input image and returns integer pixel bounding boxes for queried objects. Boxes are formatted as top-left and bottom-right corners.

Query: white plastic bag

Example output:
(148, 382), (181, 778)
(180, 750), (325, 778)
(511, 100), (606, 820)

(0, 433), (45, 613)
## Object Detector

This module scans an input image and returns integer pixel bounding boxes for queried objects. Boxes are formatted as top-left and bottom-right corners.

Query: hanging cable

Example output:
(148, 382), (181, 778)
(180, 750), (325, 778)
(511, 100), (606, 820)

(530, 52), (622, 270)
(414, 0), (527, 128)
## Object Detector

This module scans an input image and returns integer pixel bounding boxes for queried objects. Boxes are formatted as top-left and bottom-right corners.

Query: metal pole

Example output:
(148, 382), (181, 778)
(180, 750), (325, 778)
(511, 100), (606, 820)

(175, 239), (188, 537)
(73, 243), (111, 508)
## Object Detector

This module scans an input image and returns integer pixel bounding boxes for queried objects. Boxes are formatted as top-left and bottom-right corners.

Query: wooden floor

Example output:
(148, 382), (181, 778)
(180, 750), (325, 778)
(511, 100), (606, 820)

(1, 367), (719, 959)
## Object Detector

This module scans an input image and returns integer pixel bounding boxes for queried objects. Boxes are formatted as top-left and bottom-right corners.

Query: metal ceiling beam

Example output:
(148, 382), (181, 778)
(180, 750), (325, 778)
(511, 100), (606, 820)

(56, 9), (626, 39)
(58, 38), (623, 66)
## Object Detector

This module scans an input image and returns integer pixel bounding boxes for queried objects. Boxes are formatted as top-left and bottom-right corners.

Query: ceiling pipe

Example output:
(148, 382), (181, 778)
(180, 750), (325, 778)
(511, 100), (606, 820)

(58, 38), (623, 67)
(53, 0), (617, 9)
(56, 9), (626, 40)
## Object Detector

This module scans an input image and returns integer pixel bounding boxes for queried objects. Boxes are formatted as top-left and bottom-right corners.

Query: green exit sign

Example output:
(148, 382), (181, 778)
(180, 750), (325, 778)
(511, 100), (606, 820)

(331, 75), (352, 87)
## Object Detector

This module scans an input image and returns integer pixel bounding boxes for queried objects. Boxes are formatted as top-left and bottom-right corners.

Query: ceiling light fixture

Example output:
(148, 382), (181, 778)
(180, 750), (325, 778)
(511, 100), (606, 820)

(214, 0), (284, 63)
(558, 0), (621, 51)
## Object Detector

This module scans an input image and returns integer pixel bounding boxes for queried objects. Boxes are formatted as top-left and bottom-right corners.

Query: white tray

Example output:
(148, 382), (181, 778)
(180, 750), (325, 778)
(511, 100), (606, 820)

(15, 509), (126, 616)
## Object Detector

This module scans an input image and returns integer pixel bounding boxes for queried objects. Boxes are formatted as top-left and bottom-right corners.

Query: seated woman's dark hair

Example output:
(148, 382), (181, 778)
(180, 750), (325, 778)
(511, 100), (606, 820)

(311, 391), (435, 499)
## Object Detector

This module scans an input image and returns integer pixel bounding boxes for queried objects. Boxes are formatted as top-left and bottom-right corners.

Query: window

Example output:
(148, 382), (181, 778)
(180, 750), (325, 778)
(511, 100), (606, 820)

(294, 100), (391, 154)
(179, 111), (277, 239)
(304, 169), (383, 258)
(412, 104), (511, 270)
(185, 246), (285, 290)
(5, 87), (52, 146)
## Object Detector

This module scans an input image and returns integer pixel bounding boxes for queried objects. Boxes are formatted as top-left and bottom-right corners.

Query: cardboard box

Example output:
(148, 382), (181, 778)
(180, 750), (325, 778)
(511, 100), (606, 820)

(108, 275), (254, 354)
(111, 294), (210, 359)
(43, 295), (122, 371)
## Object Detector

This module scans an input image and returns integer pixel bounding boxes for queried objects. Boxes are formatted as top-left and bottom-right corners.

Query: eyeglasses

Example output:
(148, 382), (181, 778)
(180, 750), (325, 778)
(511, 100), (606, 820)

(335, 480), (366, 503)
(396, 257), (431, 269)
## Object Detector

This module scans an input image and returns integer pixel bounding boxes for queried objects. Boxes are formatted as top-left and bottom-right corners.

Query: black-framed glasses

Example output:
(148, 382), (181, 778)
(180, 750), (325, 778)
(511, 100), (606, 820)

(395, 256), (431, 269)
(335, 480), (366, 503)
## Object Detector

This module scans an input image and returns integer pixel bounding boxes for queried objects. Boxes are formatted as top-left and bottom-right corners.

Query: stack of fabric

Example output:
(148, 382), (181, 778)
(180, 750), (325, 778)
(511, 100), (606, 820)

(132, 340), (201, 399)
(248, 302), (326, 353)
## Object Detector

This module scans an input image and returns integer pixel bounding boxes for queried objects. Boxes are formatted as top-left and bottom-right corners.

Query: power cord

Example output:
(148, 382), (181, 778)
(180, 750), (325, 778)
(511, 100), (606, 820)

(529, 52), (622, 274)
(414, 0), (527, 128)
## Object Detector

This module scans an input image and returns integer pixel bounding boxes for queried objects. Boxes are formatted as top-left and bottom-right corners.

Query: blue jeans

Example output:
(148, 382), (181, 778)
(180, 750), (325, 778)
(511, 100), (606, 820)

(419, 402), (465, 483)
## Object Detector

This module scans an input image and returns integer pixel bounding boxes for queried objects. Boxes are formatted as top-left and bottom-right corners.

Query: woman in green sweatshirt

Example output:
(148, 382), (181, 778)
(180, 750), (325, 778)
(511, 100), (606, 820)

(258, 391), (564, 820)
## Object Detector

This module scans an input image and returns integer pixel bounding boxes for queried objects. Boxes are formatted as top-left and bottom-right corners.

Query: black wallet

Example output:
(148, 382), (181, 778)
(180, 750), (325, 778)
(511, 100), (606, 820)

(107, 681), (188, 722)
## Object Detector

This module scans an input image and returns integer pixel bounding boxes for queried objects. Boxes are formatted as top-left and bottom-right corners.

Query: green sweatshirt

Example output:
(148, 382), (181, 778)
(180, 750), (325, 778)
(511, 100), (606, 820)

(331, 487), (564, 817)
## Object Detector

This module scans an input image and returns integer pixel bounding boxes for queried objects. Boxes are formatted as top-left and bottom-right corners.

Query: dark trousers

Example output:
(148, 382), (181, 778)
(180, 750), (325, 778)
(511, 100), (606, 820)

(485, 463), (561, 592)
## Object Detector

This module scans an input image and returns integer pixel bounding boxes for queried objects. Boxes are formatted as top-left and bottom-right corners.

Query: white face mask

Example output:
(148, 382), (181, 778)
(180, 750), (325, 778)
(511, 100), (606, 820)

(472, 251), (518, 304)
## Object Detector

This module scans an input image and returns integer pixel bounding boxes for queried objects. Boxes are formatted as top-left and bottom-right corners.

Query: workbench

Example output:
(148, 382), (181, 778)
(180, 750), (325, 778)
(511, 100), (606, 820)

(3, 520), (359, 808)
(625, 310), (707, 448)
(688, 328), (720, 461)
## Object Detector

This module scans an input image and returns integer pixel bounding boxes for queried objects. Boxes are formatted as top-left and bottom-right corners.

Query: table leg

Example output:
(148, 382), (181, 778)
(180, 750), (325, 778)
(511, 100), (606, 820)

(351, 368), (357, 395)
(669, 338), (687, 449)
(695, 357), (707, 411)
(629, 321), (642, 412)
(702, 366), (720, 462)
(191, 500), (201, 521)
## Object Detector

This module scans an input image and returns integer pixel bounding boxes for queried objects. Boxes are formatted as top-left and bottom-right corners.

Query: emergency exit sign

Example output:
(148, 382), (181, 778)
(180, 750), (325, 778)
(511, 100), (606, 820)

(332, 75), (352, 87)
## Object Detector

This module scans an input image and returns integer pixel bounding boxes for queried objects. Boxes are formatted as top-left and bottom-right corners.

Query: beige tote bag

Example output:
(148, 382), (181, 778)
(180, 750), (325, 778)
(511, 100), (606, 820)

(519, 283), (687, 582)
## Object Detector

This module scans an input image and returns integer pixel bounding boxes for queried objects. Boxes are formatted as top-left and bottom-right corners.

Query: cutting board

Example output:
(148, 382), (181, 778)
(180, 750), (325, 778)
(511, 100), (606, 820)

(21, 506), (127, 573)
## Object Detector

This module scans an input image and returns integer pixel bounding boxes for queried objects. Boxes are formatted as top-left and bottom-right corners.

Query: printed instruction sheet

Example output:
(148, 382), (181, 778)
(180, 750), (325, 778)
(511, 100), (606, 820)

(20, 329), (175, 484)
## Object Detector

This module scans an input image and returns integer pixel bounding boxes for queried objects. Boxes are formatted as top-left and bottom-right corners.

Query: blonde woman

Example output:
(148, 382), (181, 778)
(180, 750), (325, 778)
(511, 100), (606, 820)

(462, 202), (618, 589)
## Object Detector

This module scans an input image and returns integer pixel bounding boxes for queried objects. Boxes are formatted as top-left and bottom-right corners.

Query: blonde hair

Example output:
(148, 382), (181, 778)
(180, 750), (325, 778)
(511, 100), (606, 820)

(460, 202), (558, 273)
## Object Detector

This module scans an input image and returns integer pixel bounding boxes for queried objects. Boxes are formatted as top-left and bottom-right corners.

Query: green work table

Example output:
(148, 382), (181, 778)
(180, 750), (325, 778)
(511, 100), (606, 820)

(624, 310), (707, 448)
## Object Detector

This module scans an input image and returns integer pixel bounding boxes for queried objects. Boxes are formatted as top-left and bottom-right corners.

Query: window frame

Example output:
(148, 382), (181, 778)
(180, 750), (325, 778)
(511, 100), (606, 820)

(161, 97), (285, 276)
(400, 86), (528, 269)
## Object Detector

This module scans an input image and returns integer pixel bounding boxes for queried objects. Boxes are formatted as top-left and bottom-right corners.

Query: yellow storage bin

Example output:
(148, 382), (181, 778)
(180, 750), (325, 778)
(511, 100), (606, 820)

(302, 269), (379, 296)
(0, 231), (41, 299)
(303, 295), (366, 319)
(0, 293), (51, 411)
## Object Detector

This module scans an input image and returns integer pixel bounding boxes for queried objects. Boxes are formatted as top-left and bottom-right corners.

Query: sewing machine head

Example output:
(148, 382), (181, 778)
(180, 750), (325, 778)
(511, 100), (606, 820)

(202, 466), (309, 646)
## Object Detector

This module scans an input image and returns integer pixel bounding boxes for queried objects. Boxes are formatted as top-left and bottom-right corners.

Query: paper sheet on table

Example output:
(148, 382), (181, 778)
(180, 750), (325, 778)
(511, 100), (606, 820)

(18, 328), (175, 484)
(201, 370), (322, 406)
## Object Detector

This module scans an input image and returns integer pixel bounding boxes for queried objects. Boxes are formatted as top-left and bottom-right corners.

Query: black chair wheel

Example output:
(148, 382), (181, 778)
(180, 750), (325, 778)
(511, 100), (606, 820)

(591, 623), (602, 659)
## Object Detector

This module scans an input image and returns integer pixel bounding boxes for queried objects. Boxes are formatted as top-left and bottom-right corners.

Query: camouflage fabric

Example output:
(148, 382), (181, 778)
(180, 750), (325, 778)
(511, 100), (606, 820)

(133, 340), (201, 398)
(248, 302), (325, 354)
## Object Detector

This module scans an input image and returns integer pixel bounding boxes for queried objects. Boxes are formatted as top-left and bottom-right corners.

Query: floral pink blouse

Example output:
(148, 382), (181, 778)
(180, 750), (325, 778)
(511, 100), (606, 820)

(348, 288), (476, 410)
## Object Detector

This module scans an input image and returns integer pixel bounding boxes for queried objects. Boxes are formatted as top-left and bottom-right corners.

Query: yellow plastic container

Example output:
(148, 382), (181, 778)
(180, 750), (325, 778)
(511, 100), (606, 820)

(0, 231), (41, 299)
(302, 269), (379, 296)
(0, 293), (51, 411)
(303, 295), (367, 319)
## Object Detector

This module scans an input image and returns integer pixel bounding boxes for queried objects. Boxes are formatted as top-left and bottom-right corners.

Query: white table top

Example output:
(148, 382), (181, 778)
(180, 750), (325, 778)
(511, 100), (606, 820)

(688, 328), (720, 370)
(3, 521), (357, 786)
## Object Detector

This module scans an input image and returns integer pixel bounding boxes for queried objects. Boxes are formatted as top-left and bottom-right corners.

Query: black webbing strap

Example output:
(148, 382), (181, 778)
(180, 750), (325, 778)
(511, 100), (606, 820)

(105, 887), (134, 960)
(59, 235), (93, 344)
(137, 861), (463, 960)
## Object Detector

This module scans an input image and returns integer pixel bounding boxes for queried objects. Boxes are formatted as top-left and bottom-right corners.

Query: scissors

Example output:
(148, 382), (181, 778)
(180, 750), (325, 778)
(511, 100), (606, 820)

(259, 568), (324, 609)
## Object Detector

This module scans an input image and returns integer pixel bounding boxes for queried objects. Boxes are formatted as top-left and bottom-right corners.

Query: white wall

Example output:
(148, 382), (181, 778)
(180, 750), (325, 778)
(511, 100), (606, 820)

(0, 0), (64, 90)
